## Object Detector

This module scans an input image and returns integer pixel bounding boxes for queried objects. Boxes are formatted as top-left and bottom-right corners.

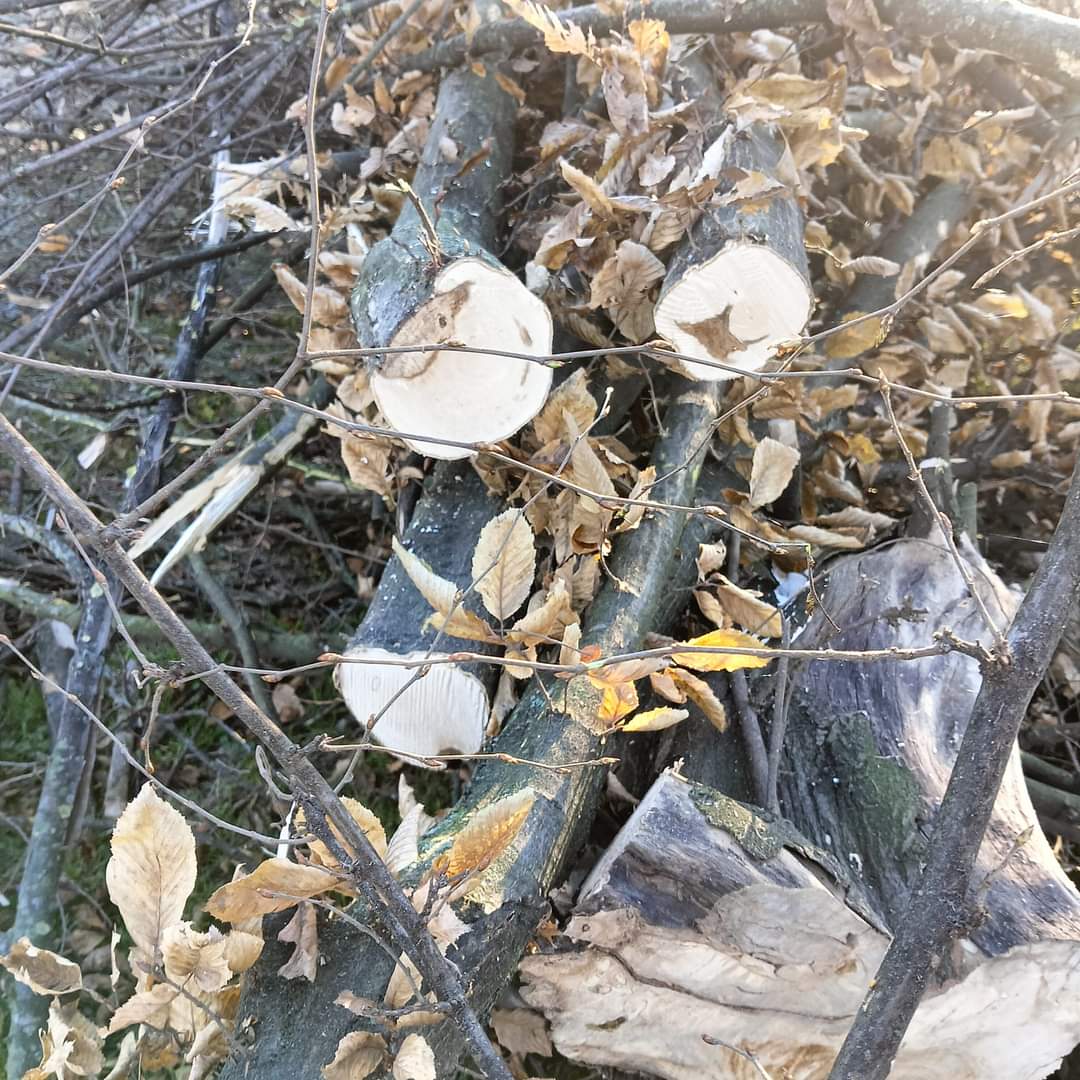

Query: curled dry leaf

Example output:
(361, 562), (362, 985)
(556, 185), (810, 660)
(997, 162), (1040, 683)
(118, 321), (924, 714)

(341, 435), (394, 498)
(620, 706), (689, 732)
(748, 436), (801, 510)
(161, 923), (231, 993)
(598, 679), (639, 725)
(221, 195), (298, 233)
(106, 785), (197, 964)
(472, 509), (537, 620)
(0, 937), (82, 996)
(671, 629), (772, 672)
(589, 241), (665, 342)
(29, 997), (104, 1078)
(323, 1031), (387, 1080)
(393, 1034), (437, 1080)
(205, 857), (342, 923)
(277, 902), (320, 982)
(501, 0), (598, 61)
(669, 668), (728, 731)
(532, 367), (597, 446)
(272, 262), (349, 327)
(442, 789), (536, 878)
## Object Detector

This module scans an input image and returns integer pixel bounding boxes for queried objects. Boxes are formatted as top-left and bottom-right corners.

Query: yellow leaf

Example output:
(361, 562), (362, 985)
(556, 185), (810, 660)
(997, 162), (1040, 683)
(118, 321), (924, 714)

(669, 668), (728, 731)
(0, 938), (81, 996)
(620, 706), (688, 732)
(598, 680), (639, 724)
(106, 785), (196, 964)
(748, 436), (800, 510)
(205, 857), (342, 923)
(508, 579), (574, 646)
(444, 790), (535, 878)
(298, 796), (388, 869)
(424, 608), (497, 643)
(323, 1031), (386, 1080)
(393, 1034), (437, 1080)
(472, 509), (537, 620)
(671, 629), (772, 672)
(824, 311), (885, 360)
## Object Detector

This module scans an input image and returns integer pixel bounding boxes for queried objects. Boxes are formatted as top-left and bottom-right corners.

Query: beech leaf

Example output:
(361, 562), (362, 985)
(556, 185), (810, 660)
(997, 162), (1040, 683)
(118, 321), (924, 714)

(671, 629), (772, 672)
(105, 785), (197, 963)
(620, 706), (689, 732)
(393, 536), (460, 616)
(472, 509), (537, 620)
(393, 1034), (437, 1080)
(205, 857), (342, 922)
(443, 789), (535, 878)
(0, 938), (82, 996)
(748, 436), (801, 510)
(323, 1031), (386, 1080)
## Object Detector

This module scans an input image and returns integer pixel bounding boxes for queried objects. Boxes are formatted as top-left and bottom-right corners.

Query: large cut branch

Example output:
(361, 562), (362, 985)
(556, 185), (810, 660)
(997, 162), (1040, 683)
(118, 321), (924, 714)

(224, 382), (725, 1078)
(521, 769), (1080, 1080)
(336, 462), (504, 759)
(350, 13), (552, 459)
(522, 520), (1080, 1079)
(655, 52), (812, 381)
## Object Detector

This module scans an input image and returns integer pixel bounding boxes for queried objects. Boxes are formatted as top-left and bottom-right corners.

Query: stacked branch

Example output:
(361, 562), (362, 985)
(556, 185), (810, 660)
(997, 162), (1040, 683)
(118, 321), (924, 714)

(223, 379), (724, 1078)
(336, 462), (505, 759)
(655, 51), (813, 380)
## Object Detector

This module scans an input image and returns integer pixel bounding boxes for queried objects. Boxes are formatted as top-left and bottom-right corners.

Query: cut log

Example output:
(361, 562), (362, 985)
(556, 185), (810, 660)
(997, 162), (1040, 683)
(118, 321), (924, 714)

(824, 180), (972, 364)
(350, 11), (552, 460)
(520, 770), (1080, 1080)
(519, 535), (1080, 1079)
(221, 380), (726, 1080)
(335, 461), (504, 760)
(647, 53), (811, 381)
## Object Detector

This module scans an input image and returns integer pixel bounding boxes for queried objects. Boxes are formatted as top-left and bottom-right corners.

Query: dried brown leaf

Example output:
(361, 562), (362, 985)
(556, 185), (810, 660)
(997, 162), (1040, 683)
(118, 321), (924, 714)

(392, 536), (459, 616)
(106, 785), (196, 963)
(501, 0), (598, 61)
(393, 1034), (436, 1080)
(472, 510), (537, 620)
(277, 902), (319, 981)
(323, 1031), (386, 1080)
(0, 938), (81, 996)
(712, 576), (783, 638)
(748, 437), (800, 510)
(205, 857), (341, 923)
(669, 668), (727, 731)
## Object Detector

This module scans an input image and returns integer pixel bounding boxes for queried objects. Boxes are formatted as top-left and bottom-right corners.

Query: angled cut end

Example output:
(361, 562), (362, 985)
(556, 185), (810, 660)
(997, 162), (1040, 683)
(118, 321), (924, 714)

(654, 242), (811, 381)
(372, 257), (554, 460)
(336, 647), (488, 763)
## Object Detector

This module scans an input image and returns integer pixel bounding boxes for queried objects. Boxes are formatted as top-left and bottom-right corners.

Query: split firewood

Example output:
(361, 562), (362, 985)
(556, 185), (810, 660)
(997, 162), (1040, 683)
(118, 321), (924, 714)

(349, 2), (553, 460)
(654, 51), (813, 381)
(520, 534), (1080, 1078)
